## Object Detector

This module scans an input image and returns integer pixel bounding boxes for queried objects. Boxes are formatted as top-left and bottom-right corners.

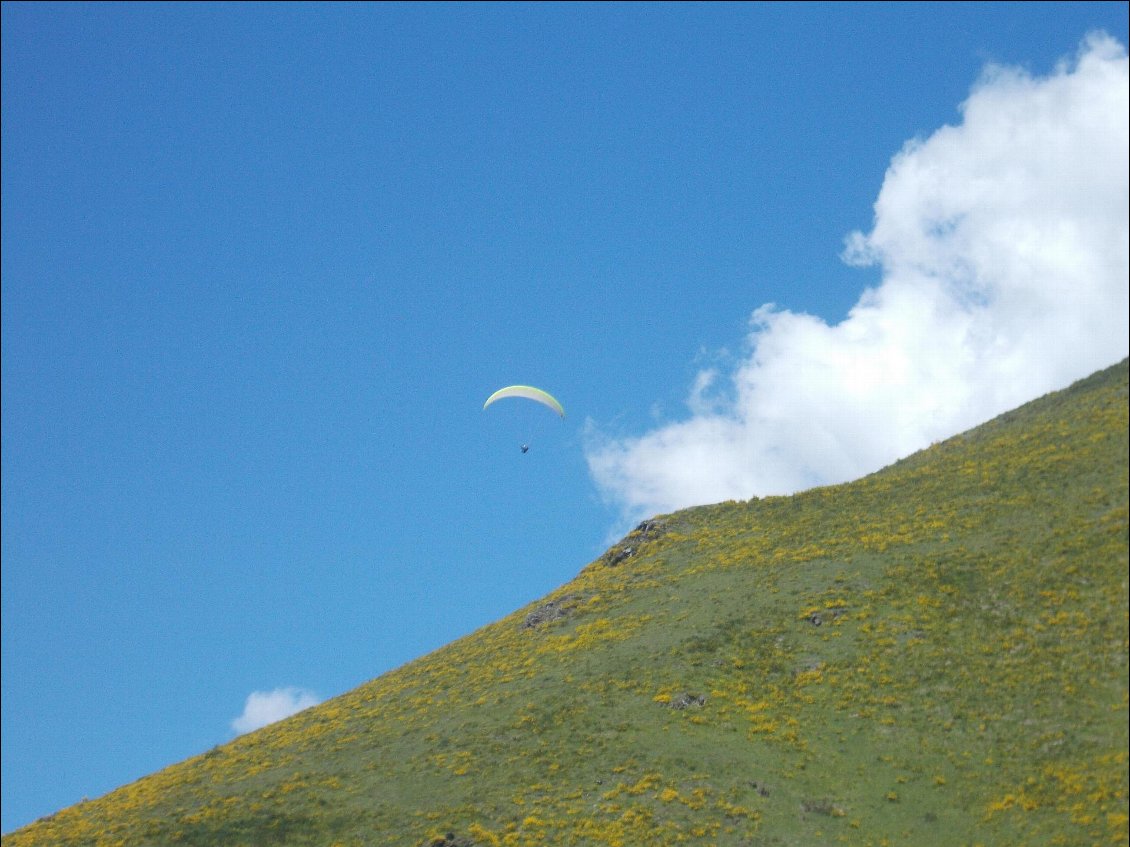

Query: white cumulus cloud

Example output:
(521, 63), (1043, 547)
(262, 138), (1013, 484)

(231, 687), (321, 736)
(587, 33), (1129, 524)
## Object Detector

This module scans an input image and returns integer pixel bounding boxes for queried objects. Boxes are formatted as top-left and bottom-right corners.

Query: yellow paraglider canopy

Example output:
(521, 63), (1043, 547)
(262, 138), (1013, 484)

(483, 385), (565, 418)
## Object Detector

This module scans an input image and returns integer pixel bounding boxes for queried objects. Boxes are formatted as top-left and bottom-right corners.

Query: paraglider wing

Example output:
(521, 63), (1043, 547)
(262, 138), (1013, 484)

(483, 385), (565, 418)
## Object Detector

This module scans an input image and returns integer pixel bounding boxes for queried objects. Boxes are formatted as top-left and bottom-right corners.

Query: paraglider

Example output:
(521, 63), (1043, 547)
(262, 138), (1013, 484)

(483, 385), (565, 418)
(483, 385), (565, 452)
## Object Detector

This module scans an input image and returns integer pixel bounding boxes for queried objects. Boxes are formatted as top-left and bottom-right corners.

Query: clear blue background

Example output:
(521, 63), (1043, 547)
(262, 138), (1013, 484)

(3, 1), (1127, 834)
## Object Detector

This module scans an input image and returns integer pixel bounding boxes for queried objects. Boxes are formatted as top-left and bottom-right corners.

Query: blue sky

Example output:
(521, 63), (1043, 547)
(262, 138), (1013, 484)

(2, 1), (1127, 834)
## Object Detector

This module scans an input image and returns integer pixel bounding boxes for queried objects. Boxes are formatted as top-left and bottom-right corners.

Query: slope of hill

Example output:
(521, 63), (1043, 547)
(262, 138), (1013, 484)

(6, 360), (1128, 847)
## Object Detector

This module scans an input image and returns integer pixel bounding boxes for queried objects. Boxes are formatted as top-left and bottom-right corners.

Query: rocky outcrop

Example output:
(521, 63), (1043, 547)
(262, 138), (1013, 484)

(601, 519), (667, 567)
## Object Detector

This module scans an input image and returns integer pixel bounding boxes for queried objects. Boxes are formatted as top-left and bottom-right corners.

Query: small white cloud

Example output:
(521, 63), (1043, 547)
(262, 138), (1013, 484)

(231, 687), (321, 735)
(587, 33), (1129, 525)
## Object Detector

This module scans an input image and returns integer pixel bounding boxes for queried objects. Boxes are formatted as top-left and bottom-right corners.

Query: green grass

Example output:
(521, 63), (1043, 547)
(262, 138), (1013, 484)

(6, 359), (1128, 847)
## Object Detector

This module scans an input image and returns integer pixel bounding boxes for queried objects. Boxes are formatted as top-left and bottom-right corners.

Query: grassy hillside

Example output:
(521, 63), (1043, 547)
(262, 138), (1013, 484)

(7, 360), (1128, 847)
